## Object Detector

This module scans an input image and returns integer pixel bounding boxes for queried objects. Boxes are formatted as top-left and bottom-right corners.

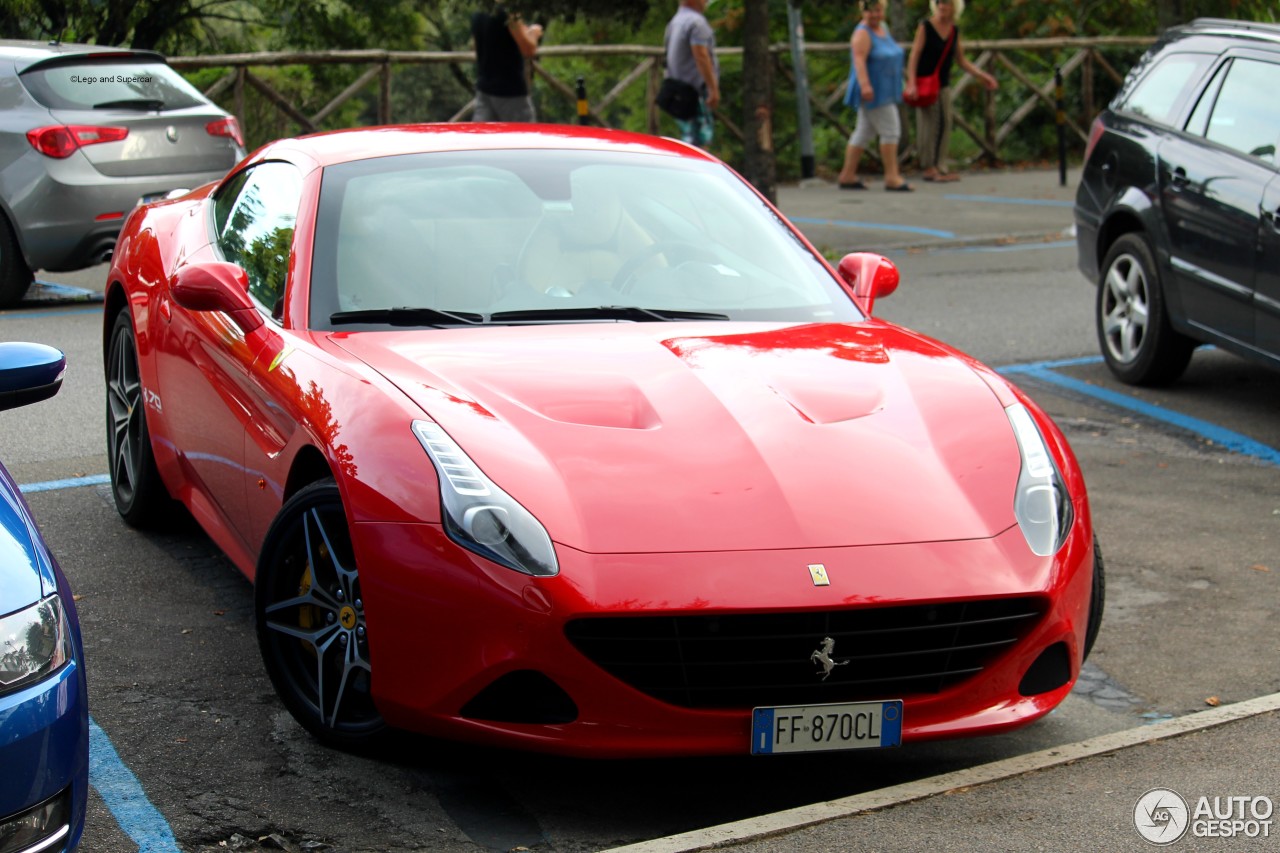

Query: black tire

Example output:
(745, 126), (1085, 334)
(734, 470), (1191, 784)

(1082, 535), (1106, 662)
(0, 213), (34, 308)
(256, 479), (387, 748)
(1095, 233), (1196, 385)
(106, 310), (173, 526)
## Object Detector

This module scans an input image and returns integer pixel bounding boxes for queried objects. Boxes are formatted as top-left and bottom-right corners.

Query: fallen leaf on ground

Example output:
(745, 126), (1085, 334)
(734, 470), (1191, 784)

(1205, 696), (1221, 706)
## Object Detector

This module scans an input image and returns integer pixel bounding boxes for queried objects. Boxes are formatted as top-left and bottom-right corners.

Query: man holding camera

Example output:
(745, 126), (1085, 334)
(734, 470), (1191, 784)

(471, 4), (544, 122)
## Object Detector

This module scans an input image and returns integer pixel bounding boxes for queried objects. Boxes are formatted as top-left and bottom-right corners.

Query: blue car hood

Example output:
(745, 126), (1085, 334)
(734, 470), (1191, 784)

(0, 465), (51, 612)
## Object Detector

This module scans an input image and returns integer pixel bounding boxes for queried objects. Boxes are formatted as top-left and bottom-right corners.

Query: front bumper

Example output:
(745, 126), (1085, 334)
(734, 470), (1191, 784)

(0, 658), (88, 852)
(353, 515), (1095, 759)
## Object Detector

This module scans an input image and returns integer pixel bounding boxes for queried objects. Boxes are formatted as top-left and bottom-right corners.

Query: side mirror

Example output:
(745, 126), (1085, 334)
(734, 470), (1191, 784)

(837, 252), (899, 316)
(0, 342), (66, 412)
(171, 262), (264, 333)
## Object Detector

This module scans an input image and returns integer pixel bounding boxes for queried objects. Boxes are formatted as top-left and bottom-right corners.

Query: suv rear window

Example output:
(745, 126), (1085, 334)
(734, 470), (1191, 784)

(1119, 52), (1213, 125)
(20, 57), (207, 112)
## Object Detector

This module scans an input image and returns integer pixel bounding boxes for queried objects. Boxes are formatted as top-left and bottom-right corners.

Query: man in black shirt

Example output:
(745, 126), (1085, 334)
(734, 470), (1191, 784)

(471, 4), (544, 122)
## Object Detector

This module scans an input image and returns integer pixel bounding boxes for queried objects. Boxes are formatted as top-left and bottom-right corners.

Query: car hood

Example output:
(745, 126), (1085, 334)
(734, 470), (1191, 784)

(333, 322), (1021, 554)
(0, 465), (50, 611)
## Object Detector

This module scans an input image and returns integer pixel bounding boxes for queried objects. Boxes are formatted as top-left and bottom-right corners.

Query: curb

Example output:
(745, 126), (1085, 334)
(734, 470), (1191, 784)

(602, 691), (1280, 853)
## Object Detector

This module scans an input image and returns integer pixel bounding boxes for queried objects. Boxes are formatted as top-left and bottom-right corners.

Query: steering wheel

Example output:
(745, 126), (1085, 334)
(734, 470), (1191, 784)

(612, 240), (719, 294)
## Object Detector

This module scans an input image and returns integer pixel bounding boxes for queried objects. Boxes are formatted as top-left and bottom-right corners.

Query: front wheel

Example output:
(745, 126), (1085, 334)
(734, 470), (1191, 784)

(1096, 233), (1195, 385)
(256, 479), (387, 748)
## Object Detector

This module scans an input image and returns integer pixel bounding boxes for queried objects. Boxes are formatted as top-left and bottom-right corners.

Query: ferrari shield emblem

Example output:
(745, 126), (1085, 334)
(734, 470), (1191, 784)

(808, 564), (830, 586)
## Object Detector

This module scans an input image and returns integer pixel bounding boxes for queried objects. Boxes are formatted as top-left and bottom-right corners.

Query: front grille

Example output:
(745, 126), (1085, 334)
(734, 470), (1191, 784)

(565, 598), (1044, 709)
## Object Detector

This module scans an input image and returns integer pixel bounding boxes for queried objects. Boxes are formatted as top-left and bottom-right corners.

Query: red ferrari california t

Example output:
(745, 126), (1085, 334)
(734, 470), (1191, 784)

(103, 124), (1102, 758)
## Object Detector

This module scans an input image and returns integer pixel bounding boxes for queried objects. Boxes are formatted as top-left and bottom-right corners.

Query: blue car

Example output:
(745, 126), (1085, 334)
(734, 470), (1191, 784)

(0, 342), (86, 853)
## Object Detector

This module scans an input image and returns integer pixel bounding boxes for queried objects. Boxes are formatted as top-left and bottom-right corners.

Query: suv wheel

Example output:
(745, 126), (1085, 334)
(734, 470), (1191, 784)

(1096, 233), (1195, 385)
(0, 214), (33, 308)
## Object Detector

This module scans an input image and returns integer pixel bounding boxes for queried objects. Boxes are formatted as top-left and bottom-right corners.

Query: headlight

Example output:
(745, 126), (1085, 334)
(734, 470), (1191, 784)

(1006, 403), (1074, 556)
(0, 594), (74, 694)
(412, 420), (558, 577)
(0, 789), (71, 853)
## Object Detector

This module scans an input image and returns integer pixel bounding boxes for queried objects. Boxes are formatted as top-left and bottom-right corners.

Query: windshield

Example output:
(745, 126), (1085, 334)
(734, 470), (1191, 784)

(308, 149), (862, 329)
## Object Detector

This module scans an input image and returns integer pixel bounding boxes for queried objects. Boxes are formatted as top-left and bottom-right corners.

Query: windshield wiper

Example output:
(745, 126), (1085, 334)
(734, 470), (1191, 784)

(488, 306), (730, 323)
(93, 98), (166, 111)
(329, 307), (485, 327)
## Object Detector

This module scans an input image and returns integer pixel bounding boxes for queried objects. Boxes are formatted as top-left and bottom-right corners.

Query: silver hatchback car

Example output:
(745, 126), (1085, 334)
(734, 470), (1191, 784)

(0, 40), (246, 306)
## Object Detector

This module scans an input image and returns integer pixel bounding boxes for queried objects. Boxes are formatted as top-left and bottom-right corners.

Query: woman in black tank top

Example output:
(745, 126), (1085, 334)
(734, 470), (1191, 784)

(905, 0), (998, 182)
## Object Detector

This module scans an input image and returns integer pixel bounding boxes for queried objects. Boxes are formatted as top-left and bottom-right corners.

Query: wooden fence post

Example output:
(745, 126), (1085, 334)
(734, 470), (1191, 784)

(234, 67), (245, 137)
(1083, 50), (1095, 126)
(379, 62), (391, 125)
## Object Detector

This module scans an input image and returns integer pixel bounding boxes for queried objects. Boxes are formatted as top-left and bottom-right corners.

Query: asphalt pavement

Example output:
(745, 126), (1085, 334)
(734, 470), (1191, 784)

(599, 166), (1280, 853)
(32, 165), (1280, 853)
(776, 164), (1081, 257)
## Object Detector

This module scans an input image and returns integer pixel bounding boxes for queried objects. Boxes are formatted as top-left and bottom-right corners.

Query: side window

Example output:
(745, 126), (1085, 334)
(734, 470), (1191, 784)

(212, 162), (303, 319)
(1120, 52), (1213, 126)
(1194, 58), (1280, 163)
(1185, 61), (1227, 138)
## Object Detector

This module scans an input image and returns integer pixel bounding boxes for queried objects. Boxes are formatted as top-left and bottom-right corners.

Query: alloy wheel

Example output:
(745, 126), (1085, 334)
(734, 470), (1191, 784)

(1099, 251), (1150, 367)
(258, 482), (383, 742)
(106, 316), (146, 507)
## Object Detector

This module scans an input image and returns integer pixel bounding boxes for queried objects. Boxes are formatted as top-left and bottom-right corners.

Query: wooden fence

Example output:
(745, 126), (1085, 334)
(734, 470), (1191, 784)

(169, 36), (1154, 170)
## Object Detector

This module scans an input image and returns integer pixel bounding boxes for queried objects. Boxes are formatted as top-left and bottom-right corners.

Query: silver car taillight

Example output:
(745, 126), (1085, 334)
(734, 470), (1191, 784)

(205, 117), (243, 147)
(26, 124), (128, 158)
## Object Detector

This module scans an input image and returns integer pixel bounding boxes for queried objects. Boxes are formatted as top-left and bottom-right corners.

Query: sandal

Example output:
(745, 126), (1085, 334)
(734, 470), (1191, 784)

(884, 182), (914, 192)
(934, 172), (961, 183)
(839, 180), (868, 190)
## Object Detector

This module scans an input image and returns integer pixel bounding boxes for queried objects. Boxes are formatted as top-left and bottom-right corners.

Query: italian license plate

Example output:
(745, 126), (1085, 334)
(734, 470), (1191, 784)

(751, 700), (902, 754)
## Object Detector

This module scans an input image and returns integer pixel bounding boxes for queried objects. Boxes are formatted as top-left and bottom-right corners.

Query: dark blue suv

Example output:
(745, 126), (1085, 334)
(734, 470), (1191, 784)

(1074, 18), (1280, 384)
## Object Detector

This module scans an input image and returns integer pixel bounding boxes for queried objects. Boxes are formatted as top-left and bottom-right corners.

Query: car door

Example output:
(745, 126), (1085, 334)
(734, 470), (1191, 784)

(1158, 55), (1280, 347)
(1256, 175), (1280, 361)
(157, 161), (302, 550)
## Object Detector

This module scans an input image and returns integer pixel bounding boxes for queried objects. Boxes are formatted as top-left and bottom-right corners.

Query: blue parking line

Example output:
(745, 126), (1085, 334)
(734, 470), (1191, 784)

(930, 239), (1076, 255)
(943, 193), (1075, 208)
(89, 717), (182, 853)
(788, 215), (956, 240)
(1001, 356), (1280, 467)
(18, 474), (111, 493)
(21, 470), (182, 849)
(0, 307), (101, 318)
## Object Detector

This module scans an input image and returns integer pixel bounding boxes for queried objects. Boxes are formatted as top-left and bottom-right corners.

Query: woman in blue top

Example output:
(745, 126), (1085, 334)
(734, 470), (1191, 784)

(836, 0), (912, 191)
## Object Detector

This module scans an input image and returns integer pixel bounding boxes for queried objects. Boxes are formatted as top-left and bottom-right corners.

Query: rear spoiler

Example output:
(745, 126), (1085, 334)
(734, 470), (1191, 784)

(16, 47), (167, 75)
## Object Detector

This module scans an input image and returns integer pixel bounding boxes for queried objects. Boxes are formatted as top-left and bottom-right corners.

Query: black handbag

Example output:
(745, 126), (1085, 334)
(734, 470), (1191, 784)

(657, 77), (701, 121)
